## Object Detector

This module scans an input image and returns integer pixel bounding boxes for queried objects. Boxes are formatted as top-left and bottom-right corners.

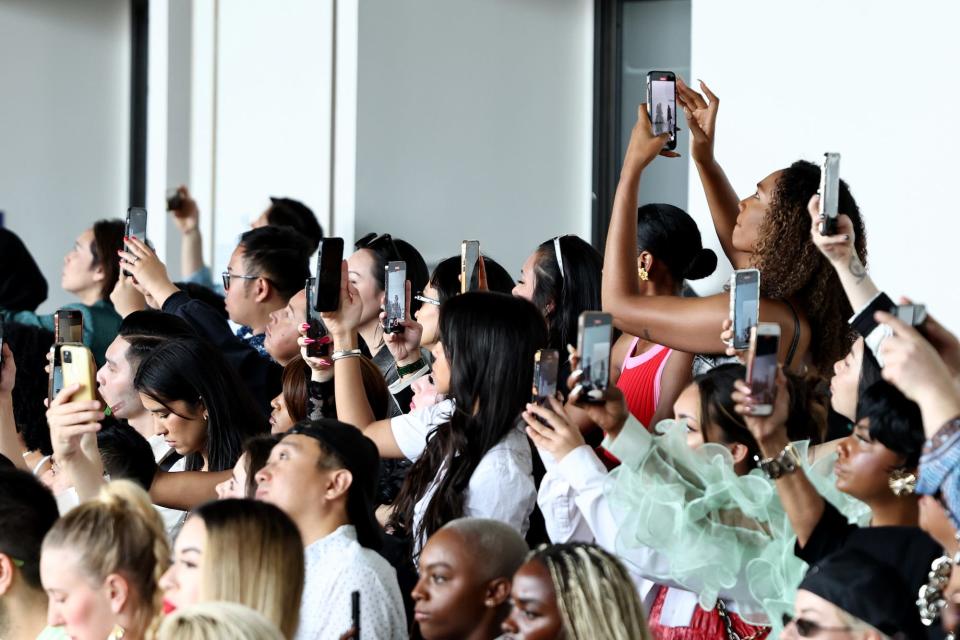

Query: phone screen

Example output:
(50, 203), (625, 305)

(748, 330), (780, 408)
(579, 314), (612, 400)
(125, 207), (148, 242)
(385, 261), (406, 333)
(733, 271), (760, 350)
(818, 153), (841, 234)
(55, 310), (83, 344)
(461, 241), (480, 294)
(314, 238), (344, 312)
(648, 73), (677, 145)
(304, 278), (331, 358)
(532, 349), (560, 405)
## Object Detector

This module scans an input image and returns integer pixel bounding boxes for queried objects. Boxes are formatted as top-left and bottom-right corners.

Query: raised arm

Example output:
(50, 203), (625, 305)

(806, 195), (878, 311)
(322, 261), (403, 458)
(47, 384), (108, 502)
(734, 370), (824, 547)
(602, 105), (799, 357)
(169, 186), (205, 280)
(676, 78), (749, 268)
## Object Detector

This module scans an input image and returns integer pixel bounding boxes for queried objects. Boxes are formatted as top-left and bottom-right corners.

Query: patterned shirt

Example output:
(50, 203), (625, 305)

(235, 325), (269, 359)
(295, 525), (407, 640)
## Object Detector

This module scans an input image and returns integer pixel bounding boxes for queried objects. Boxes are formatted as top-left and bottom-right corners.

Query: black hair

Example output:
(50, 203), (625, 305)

(241, 434), (281, 498)
(90, 219), (126, 300)
(428, 254), (516, 303)
(390, 292), (547, 543)
(3, 322), (54, 455)
(133, 337), (268, 472)
(531, 235), (602, 353)
(856, 345), (884, 399)
(636, 203), (717, 284)
(0, 454), (12, 470)
(237, 226), (312, 301)
(266, 197), (323, 252)
(696, 363), (825, 468)
(97, 420), (158, 490)
(856, 381), (924, 468)
(118, 310), (196, 371)
(0, 228), (48, 312)
(0, 469), (58, 589)
(354, 233), (430, 314)
(174, 282), (229, 321)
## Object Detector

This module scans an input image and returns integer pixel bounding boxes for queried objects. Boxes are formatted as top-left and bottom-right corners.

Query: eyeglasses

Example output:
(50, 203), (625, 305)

(221, 271), (261, 291)
(781, 613), (851, 637)
(415, 292), (440, 306)
(355, 232), (402, 262)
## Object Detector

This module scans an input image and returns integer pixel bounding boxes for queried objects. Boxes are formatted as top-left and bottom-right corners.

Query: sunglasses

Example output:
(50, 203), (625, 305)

(414, 292), (440, 306)
(782, 613), (851, 637)
(355, 232), (402, 263)
(221, 271), (261, 291)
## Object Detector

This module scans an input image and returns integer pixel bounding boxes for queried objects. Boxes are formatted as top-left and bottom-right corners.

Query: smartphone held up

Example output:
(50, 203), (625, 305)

(729, 269), (760, 351)
(384, 261), (407, 334)
(746, 323), (781, 417)
(460, 240), (480, 294)
(123, 206), (148, 277)
(817, 152), (841, 236)
(576, 312), (613, 404)
(646, 71), (677, 150)
(531, 349), (560, 406)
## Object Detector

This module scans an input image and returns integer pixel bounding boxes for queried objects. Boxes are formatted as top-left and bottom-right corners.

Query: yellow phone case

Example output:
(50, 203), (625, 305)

(60, 344), (97, 402)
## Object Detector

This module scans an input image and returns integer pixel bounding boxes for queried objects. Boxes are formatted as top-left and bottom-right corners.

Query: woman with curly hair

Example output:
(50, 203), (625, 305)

(602, 79), (866, 377)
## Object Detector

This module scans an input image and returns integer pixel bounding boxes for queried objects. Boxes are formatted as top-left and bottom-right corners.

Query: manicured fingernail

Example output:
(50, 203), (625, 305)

(319, 359), (332, 366)
(319, 336), (333, 345)
(303, 338), (315, 344)
(300, 323), (309, 330)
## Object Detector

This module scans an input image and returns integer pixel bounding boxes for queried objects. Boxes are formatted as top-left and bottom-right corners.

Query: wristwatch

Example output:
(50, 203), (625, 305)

(755, 443), (801, 480)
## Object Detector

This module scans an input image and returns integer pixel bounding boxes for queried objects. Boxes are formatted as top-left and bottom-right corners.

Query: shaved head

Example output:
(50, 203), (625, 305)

(441, 518), (528, 582)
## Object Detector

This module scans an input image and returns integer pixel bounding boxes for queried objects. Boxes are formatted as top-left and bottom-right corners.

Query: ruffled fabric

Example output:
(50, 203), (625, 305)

(605, 420), (871, 637)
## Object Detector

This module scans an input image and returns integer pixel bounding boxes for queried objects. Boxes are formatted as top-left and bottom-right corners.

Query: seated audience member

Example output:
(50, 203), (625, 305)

(412, 517), (528, 640)
(604, 86), (866, 376)
(120, 228), (311, 413)
(513, 234), (602, 396)
(736, 374), (941, 637)
(2, 222), (124, 365)
(255, 419), (407, 640)
(160, 499), (304, 639)
(327, 281), (543, 557)
(786, 548), (925, 639)
(168, 185), (322, 288)
(501, 542), (651, 640)
(216, 435), (281, 500)
(41, 480), (169, 640)
(0, 469), (59, 640)
(348, 233), (429, 396)
(157, 601), (286, 640)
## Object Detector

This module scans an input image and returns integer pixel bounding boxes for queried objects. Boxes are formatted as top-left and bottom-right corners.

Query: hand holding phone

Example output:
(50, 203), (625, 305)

(124, 207), (148, 277)
(532, 349), (560, 406)
(383, 262), (407, 334)
(646, 72), (678, 151)
(314, 238), (345, 313)
(729, 269), (760, 351)
(304, 278), (332, 359)
(817, 153), (841, 236)
(576, 312), (613, 404)
(746, 323), (781, 416)
(55, 309), (84, 344)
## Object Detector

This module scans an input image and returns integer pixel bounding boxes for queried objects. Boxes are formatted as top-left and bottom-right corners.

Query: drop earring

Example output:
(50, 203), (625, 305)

(888, 468), (917, 496)
(108, 625), (126, 640)
(638, 266), (649, 282)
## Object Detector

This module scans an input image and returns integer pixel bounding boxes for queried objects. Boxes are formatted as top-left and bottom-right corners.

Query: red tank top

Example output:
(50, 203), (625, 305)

(648, 586), (770, 640)
(615, 338), (672, 430)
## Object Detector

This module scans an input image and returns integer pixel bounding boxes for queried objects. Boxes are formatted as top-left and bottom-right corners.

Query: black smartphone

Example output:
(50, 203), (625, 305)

(532, 349), (560, 406)
(383, 261), (406, 334)
(304, 278), (331, 359)
(646, 71), (677, 151)
(896, 304), (927, 327)
(351, 590), (361, 638)
(314, 238), (344, 313)
(54, 309), (83, 344)
(165, 187), (183, 211)
(460, 240), (480, 294)
(747, 323), (781, 416)
(577, 312), (613, 404)
(818, 153), (841, 236)
(729, 269), (760, 351)
(124, 206), (148, 276)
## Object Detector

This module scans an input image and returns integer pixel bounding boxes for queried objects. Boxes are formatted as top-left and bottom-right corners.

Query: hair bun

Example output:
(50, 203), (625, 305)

(683, 248), (718, 281)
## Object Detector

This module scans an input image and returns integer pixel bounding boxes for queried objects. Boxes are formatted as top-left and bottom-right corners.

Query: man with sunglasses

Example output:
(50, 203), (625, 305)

(0, 469), (59, 640)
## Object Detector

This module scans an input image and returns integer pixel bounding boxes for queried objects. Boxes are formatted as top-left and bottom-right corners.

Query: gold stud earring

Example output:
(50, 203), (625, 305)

(638, 266), (649, 282)
(108, 625), (126, 640)
(889, 468), (917, 496)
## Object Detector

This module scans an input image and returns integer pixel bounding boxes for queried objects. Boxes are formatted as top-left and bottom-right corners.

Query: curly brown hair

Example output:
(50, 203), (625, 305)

(750, 160), (867, 377)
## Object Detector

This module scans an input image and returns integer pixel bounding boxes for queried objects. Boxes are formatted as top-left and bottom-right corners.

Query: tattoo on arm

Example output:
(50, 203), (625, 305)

(848, 255), (867, 284)
(643, 329), (652, 341)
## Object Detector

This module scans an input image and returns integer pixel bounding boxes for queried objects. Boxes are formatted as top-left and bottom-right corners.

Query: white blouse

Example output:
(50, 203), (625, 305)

(391, 399), (537, 556)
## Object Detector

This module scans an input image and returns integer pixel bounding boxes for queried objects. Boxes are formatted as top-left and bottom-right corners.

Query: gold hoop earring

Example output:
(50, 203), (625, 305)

(889, 468), (917, 496)
(638, 267), (649, 282)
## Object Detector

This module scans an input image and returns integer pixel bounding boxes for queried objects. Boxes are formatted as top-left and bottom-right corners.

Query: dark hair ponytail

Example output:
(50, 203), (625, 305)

(91, 219), (126, 300)
(636, 204), (717, 284)
(532, 235), (602, 353)
(389, 292), (547, 543)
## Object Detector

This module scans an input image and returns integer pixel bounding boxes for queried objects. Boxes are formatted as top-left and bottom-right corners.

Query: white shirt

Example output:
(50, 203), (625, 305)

(147, 434), (187, 540)
(390, 399), (537, 556)
(295, 525), (407, 640)
(537, 418), (759, 626)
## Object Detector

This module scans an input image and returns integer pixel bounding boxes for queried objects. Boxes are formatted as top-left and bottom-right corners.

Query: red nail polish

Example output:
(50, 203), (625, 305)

(304, 338), (315, 345)
(319, 336), (333, 345)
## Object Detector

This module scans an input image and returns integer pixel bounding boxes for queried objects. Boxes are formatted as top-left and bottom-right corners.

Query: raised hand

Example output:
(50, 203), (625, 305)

(117, 236), (178, 306)
(523, 396), (588, 462)
(46, 384), (104, 463)
(807, 194), (858, 267)
(720, 318), (748, 363)
(564, 347), (630, 440)
(380, 280), (424, 369)
(321, 261), (365, 349)
(623, 103), (680, 172)
(297, 323), (334, 383)
(110, 270), (147, 318)
(676, 78), (719, 166)
(169, 185), (199, 235)
(732, 367), (791, 455)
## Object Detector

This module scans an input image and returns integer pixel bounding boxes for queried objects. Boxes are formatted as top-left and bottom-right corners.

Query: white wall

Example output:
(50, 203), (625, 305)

(0, 0), (130, 313)
(689, 0), (960, 326)
(354, 0), (594, 273)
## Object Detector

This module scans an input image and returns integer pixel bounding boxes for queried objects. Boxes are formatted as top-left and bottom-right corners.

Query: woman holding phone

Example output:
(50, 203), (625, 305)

(602, 81), (866, 377)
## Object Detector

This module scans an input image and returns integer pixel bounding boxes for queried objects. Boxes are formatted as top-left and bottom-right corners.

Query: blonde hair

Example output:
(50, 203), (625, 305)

(192, 499), (304, 639)
(42, 480), (169, 636)
(530, 543), (651, 640)
(156, 601), (285, 640)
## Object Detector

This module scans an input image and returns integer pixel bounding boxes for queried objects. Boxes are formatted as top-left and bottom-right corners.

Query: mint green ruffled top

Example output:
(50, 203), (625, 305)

(603, 419), (869, 634)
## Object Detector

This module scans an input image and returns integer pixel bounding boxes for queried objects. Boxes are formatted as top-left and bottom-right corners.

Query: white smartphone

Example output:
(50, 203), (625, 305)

(747, 323), (781, 417)
(576, 312), (613, 404)
(818, 152), (841, 236)
(729, 269), (761, 351)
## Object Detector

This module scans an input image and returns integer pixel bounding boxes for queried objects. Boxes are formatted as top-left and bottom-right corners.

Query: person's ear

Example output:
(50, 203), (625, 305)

(484, 577), (512, 608)
(638, 251), (654, 273)
(92, 263), (106, 284)
(728, 442), (749, 466)
(0, 554), (15, 596)
(325, 469), (354, 502)
(254, 277), (272, 303)
(104, 573), (130, 614)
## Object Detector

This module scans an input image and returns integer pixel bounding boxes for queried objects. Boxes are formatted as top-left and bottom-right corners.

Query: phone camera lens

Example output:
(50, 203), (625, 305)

(63, 351), (72, 363)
